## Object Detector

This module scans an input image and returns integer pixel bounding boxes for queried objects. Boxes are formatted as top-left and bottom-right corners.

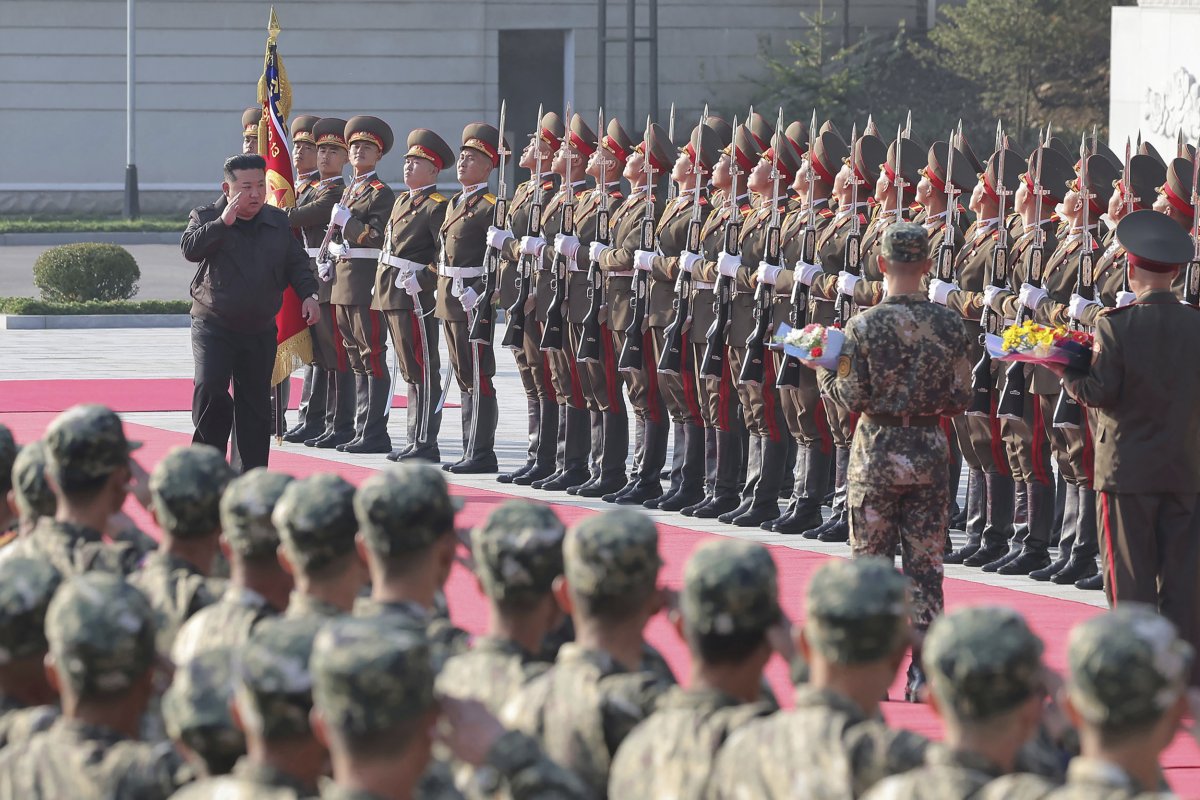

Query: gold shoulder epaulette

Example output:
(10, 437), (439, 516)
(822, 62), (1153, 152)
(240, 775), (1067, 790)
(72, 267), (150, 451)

(430, 192), (447, 203)
(370, 178), (386, 190)
(484, 193), (497, 204)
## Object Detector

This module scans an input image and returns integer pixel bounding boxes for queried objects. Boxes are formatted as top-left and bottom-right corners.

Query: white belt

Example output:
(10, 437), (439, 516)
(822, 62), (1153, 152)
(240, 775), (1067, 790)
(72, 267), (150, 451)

(438, 264), (484, 279)
(380, 254), (425, 273)
(568, 264), (586, 273)
(607, 270), (635, 278)
(340, 248), (381, 260)
(693, 280), (716, 290)
(305, 247), (321, 258)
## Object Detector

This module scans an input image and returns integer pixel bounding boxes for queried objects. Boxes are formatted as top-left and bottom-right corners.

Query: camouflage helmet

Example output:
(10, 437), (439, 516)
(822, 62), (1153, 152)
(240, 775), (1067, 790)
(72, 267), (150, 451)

(163, 647), (245, 771)
(233, 616), (321, 739)
(564, 508), (662, 600)
(45, 573), (157, 696)
(1067, 604), (1194, 731)
(10, 440), (56, 521)
(354, 464), (462, 557)
(43, 404), (141, 491)
(472, 500), (565, 604)
(149, 445), (235, 539)
(0, 425), (15, 492)
(0, 557), (62, 663)
(312, 616), (436, 736)
(681, 540), (782, 637)
(273, 473), (358, 573)
(805, 556), (910, 664)
(881, 221), (930, 264)
(924, 606), (1045, 721)
(220, 469), (294, 558)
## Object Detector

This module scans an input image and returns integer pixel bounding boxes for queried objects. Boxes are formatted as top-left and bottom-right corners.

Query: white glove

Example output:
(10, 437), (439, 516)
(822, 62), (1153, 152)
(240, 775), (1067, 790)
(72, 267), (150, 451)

(330, 203), (351, 228)
(396, 272), (422, 297)
(928, 278), (956, 306)
(317, 261), (333, 282)
(982, 284), (1010, 309)
(679, 251), (702, 274)
(634, 250), (656, 272)
(459, 286), (480, 312)
(1115, 290), (1136, 308)
(519, 236), (546, 257)
(1018, 283), (1048, 310)
(756, 264), (782, 285)
(796, 261), (823, 286)
(836, 271), (860, 297)
(717, 251), (742, 278)
(1067, 293), (1101, 320)
(486, 226), (513, 250)
(555, 233), (581, 260)
(589, 241), (611, 262)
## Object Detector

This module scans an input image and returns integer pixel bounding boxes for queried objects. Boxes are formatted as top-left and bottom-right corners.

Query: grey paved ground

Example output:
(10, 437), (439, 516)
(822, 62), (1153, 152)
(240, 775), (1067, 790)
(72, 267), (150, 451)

(1, 244), (190, 301)
(0, 323), (1105, 608)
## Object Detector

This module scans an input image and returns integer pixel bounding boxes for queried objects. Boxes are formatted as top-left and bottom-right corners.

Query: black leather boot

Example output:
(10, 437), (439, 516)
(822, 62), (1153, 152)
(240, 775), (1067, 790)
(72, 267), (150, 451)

(719, 435), (761, 524)
(646, 422), (687, 509)
(682, 426), (718, 517)
(774, 444), (830, 534)
(691, 428), (743, 518)
(448, 389), (499, 474)
(540, 406), (591, 490)
(1052, 486), (1098, 584)
(515, 399), (558, 485)
(284, 366), (328, 442)
(309, 370), (355, 449)
(342, 373), (393, 454)
(499, 396), (540, 482)
(336, 373), (371, 451)
(616, 418), (668, 505)
(731, 437), (786, 527)
(946, 468), (986, 564)
(528, 402), (567, 488)
(803, 445), (848, 538)
(657, 424), (706, 511)
(569, 411), (606, 495)
(1075, 572), (1104, 591)
(579, 412), (629, 497)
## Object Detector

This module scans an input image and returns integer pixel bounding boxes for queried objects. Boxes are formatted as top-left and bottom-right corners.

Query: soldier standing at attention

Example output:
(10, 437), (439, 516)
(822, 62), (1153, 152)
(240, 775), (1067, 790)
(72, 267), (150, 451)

(437, 123), (503, 474)
(808, 222), (972, 699)
(1052, 209), (1200, 679)
(376, 129), (453, 464)
(240, 107), (260, 155)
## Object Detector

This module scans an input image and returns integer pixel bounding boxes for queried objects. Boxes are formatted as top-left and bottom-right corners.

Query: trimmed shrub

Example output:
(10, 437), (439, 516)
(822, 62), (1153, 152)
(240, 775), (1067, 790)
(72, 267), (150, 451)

(32, 243), (140, 302)
(0, 298), (189, 315)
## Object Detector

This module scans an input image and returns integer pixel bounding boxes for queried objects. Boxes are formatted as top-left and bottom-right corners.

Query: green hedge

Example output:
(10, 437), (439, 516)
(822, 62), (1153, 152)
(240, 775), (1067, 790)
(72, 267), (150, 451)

(0, 216), (183, 234)
(0, 297), (190, 316)
(33, 243), (141, 302)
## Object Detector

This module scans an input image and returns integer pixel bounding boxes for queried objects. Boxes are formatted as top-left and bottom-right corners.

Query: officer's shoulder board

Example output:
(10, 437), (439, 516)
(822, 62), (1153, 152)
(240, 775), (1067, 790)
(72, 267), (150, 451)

(430, 192), (448, 204)
(608, 188), (624, 200)
(483, 193), (497, 205)
(370, 178), (386, 191)
(818, 207), (835, 219)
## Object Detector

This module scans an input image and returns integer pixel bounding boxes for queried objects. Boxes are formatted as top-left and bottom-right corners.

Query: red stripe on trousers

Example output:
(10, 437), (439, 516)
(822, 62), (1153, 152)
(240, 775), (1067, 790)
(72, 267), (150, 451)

(409, 311), (424, 373)
(538, 324), (558, 405)
(761, 356), (782, 442)
(816, 397), (832, 455)
(679, 340), (704, 426)
(367, 310), (385, 378)
(988, 396), (1011, 477)
(1031, 397), (1051, 486)
(1081, 417), (1094, 488)
(476, 342), (495, 398)
(330, 305), (349, 372)
(644, 330), (664, 425)
(600, 323), (621, 410)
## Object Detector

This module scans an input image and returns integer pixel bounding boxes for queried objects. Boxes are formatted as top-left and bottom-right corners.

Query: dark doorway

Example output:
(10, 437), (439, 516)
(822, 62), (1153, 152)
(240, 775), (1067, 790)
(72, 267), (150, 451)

(499, 30), (568, 190)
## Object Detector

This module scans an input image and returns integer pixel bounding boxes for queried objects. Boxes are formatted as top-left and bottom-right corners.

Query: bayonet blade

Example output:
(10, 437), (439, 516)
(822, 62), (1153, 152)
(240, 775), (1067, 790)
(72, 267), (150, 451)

(894, 122), (904, 215)
(1124, 137), (1133, 215)
(904, 109), (912, 138)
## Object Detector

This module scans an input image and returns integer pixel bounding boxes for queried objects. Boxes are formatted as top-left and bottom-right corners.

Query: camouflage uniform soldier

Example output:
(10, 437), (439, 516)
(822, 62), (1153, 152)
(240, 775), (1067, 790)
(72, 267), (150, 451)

(7, 440), (56, 536)
(708, 557), (929, 799)
(813, 222), (973, 692)
(162, 648), (245, 779)
(502, 508), (676, 798)
(0, 558), (61, 749)
(352, 464), (470, 663)
(862, 607), (1048, 800)
(172, 469), (294, 664)
(608, 539), (782, 798)
(0, 573), (190, 798)
(274, 473), (365, 620)
(2, 405), (142, 576)
(172, 617), (326, 799)
(132, 444), (234, 655)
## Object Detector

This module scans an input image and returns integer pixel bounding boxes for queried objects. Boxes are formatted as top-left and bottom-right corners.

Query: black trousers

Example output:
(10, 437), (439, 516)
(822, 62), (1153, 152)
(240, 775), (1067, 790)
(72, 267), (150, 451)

(191, 316), (276, 472)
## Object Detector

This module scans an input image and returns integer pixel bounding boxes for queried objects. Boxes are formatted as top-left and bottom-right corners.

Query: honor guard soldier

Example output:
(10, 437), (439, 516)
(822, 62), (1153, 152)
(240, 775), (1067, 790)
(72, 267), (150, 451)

(437, 122), (503, 474)
(377, 129), (453, 464)
(241, 107), (261, 154)
(768, 127), (846, 534)
(1055, 210), (1200, 679)
(327, 116), (396, 454)
(593, 125), (671, 505)
(489, 112), (563, 486)
(285, 117), (349, 447)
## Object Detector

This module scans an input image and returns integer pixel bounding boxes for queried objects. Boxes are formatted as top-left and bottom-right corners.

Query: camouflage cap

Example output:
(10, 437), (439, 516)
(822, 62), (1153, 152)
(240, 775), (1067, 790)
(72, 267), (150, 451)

(163, 647), (245, 767)
(564, 508), (661, 599)
(220, 469), (294, 558)
(354, 464), (462, 557)
(11, 440), (56, 521)
(45, 572), (157, 696)
(312, 616), (435, 736)
(0, 425), (15, 491)
(472, 500), (565, 603)
(881, 221), (930, 264)
(44, 404), (141, 490)
(805, 556), (910, 664)
(681, 540), (782, 637)
(233, 616), (321, 739)
(274, 474), (358, 573)
(149, 445), (235, 539)
(0, 557), (62, 663)
(925, 606), (1045, 721)
(1067, 604), (1193, 730)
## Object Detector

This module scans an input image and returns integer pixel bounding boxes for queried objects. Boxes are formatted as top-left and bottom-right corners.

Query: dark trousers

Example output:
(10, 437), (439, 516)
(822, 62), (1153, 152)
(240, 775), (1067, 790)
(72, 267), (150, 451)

(191, 316), (276, 472)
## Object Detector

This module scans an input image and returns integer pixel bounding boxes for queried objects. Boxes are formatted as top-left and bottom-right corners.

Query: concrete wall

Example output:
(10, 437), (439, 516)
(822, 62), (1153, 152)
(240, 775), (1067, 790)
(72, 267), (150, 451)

(1, 0), (927, 215)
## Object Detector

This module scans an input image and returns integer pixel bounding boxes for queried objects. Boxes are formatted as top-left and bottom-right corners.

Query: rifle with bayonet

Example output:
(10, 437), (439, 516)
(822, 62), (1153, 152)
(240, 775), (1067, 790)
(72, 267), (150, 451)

(577, 108), (611, 364)
(835, 123), (863, 328)
(967, 122), (1010, 417)
(739, 107), (786, 386)
(539, 102), (575, 352)
(1186, 134), (1200, 307)
(935, 127), (961, 282)
(699, 115), (744, 379)
(776, 109), (819, 390)
(618, 116), (659, 371)
(469, 100), (508, 344)
(501, 104), (546, 350)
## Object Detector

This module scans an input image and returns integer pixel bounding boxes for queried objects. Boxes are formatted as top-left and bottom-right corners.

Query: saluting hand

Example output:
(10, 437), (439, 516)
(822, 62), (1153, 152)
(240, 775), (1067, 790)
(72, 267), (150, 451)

(220, 193), (243, 226)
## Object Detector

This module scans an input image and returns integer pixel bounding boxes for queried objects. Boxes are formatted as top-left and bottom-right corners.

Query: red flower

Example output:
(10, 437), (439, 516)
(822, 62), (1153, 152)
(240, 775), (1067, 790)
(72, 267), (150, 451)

(810, 347), (823, 357)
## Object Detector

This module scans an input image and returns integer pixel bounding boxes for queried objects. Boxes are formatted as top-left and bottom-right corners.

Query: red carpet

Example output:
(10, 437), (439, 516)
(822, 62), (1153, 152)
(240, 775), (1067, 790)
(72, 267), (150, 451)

(0, 379), (459, 413)
(5, 409), (1198, 794)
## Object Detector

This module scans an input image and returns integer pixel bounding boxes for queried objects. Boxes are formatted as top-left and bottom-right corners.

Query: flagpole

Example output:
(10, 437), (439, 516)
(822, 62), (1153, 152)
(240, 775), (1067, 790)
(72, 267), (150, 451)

(123, 0), (139, 219)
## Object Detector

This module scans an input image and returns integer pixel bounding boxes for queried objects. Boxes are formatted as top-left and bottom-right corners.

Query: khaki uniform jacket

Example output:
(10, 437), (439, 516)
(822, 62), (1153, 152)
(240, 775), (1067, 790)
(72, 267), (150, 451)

(567, 183), (625, 324)
(727, 198), (788, 345)
(647, 189), (709, 328)
(994, 217), (1063, 395)
(809, 204), (872, 321)
(372, 185), (448, 312)
(691, 193), (753, 343)
(286, 174), (344, 304)
(330, 174), (393, 306)
(598, 189), (662, 333)
(498, 175), (557, 308)
(528, 181), (589, 324)
(435, 187), (496, 321)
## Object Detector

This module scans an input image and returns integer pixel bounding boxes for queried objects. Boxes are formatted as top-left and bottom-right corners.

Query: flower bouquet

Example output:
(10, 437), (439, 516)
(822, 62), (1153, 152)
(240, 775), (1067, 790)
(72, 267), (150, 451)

(985, 321), (1092, 372)
(774, 323), (845, 370)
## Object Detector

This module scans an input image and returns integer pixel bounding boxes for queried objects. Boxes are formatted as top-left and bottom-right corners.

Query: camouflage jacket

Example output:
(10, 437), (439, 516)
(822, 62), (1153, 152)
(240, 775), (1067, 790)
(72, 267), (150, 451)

(0, 518), (138, 578)
(0, 717), (191, 799)
(353, 597), (470, 670)
(706, 685), (931, 799)
(608, 686), (777, 799)
(817, 293), (973, 498)
(981, 757), (1169, 800)
(0, 697), (58, 750)
(861, 746), (1011, 800)
(281, 592), (344, 623)
(168, 756), (310, 799)
(501, 643), (677, 799)
(437, 636), (550, 717)
(171, 585), (276, 665)
(129, 551), (221, 656)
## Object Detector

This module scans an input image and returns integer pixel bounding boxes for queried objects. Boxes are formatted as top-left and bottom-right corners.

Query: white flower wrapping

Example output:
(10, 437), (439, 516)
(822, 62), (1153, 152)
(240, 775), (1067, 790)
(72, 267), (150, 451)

(773, 323), (845, 370)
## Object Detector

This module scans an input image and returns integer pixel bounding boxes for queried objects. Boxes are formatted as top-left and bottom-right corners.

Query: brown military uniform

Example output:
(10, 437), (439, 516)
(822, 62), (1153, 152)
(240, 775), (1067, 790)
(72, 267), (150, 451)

(331, 173), (393, 378)
(288, 174), (344, 369)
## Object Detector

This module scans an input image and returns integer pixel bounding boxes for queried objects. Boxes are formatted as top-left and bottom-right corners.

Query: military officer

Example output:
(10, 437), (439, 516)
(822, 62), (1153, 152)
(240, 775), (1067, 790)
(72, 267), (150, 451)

(436, 122), (503, 474)
(286, 117), (351, 447)
(241, 107), (260, 155)
(374, 129), (453, 463)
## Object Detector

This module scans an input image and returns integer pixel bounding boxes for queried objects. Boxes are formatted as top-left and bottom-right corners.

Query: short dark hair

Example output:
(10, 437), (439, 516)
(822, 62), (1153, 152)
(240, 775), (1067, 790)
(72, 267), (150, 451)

(223, 154), (267, 183)
(685, 627), (770, 666)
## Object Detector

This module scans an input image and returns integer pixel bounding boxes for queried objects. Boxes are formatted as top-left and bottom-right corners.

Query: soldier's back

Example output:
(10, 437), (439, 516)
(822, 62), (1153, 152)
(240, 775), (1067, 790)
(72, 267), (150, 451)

(171, 585), (274, 665)
(129, 551), (221, 656)
(862, 747), (1012, 800)
(168, 757), (308, 800)
(0, 701), (58, 750)
(436, 636), (549, 716)
(3, 518), (137, 578)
